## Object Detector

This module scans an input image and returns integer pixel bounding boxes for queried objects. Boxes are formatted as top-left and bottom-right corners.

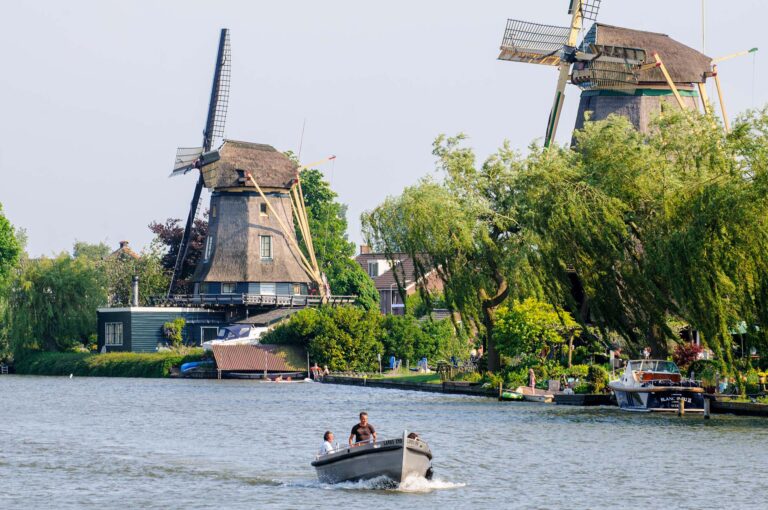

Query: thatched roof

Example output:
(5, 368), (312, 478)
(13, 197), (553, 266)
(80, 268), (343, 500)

(584, 24), (711, 84)
(192, 192), (311, 284)
(202, 140), (298, 190)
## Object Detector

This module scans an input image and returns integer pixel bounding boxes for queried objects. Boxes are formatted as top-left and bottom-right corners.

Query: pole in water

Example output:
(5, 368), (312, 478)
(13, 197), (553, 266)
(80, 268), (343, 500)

(678, 396), (686, 416)
(704, 397), (711, 419)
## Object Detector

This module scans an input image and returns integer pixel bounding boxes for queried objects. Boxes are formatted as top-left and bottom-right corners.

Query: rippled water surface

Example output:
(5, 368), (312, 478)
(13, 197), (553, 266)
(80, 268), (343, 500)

(2, 376), (767, 509)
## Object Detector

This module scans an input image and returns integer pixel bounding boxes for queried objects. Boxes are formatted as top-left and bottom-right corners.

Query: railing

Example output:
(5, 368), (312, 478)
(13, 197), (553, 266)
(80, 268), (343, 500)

(150, 293), (356, 308)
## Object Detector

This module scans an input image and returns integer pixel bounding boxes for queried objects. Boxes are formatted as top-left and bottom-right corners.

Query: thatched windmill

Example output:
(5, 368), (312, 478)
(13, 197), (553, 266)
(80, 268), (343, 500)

(497, 0), (727, 142)
(168, 29), (330, 306)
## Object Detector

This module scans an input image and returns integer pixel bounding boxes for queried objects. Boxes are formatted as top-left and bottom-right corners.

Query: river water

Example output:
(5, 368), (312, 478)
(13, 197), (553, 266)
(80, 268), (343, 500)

(1, 376), (767, 509)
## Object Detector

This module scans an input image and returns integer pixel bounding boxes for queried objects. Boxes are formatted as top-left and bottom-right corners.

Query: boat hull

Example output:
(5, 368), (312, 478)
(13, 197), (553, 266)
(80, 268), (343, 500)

(611, 385), (705, 412)
(311, 437), (432, 484)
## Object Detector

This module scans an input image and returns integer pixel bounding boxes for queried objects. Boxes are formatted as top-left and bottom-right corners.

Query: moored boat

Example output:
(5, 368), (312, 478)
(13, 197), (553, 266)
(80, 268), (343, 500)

(514, 386), (555, 403)
(311, 431), (433, 484)
(609, 359), (705, 412)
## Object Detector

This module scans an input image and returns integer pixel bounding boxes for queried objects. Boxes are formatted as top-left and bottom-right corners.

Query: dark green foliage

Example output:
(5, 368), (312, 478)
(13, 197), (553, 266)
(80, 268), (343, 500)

(380, 314), (421, 363)
(262, 306), (383, 372)
(324, 257), (379, 310)
(14, 350), (205, 377)
(0, 204), (21, 283)
(7, 253), (107, 357)
(296, 168), (378, 309)
(587, 365), (610, 393)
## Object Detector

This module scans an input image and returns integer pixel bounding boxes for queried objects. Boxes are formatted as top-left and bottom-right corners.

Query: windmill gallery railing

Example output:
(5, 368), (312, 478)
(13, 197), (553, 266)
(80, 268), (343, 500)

(150, 294), (356, 308)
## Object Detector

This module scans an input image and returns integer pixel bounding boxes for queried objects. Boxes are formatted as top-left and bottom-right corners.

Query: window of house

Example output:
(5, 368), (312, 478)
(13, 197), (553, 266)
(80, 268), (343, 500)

(292, 283), (302, 295)
(260, 235), (272, 259)
(204, 236), (213, 261)
(201, 326), (219, 343)
(367, 261), (379, 278)
(105, 322), (123, 346)
(222, 282), (236, 294)
(261, 283), (276, 295)
(260, 203), (268, 216)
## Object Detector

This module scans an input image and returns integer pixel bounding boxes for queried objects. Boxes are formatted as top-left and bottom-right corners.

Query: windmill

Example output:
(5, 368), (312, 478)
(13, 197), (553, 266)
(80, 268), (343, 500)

(167, 29), (333, 306)
(168, 28), (231, 296)
(498, 1), (714, 142)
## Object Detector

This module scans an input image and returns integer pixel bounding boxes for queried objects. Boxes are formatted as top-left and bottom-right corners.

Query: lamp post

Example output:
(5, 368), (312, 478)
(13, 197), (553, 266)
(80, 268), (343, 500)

(389, 282), (396, 315)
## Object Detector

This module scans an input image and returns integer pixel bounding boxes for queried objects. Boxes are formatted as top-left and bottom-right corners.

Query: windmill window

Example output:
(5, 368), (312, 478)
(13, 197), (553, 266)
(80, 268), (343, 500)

(212, 206), (217, 218)
(105, 322), (123, 346)
(204, 236), (213, 261)
(292, 283), (302, 295)
(260, 236), (272, 259)
(222, 282), (236, 294)
(260, 203), (268, 216)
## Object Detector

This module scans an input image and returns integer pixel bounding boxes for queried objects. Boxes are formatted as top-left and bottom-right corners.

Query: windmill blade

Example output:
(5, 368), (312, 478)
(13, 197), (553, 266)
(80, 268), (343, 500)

(170, 147), (204, 177)
(570, 45), (647, 90)
(498, 19), (570, 66)
(569, 0), (601, 22)
(168, 28), (231, 296)
(202, 28), (231, 152)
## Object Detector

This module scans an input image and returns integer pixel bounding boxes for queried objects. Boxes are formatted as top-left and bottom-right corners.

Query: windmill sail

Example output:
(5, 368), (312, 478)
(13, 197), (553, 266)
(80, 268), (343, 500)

(498, 19), (570, 66)
(168, 28), (231, 296)
(170, 147), (204, 177)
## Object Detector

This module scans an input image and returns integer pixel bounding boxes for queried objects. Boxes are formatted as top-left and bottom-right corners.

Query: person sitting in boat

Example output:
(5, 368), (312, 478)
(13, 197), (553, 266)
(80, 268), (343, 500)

(318, 431), (335, 456)
(349, 411), (377, 446)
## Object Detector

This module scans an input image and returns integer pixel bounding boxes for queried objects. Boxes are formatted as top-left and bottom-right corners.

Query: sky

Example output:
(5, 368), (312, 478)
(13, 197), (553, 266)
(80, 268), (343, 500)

(1, 0), (765, 257)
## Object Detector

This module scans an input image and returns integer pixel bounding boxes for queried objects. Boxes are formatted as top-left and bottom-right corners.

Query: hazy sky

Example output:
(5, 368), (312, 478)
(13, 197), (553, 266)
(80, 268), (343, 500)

(1, 0), (765, 257)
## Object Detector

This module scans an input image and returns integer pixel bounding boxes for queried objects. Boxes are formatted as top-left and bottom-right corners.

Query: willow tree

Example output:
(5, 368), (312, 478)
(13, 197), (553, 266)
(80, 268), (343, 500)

(521, 107), (768, 362)
(362, 135), (539, 370)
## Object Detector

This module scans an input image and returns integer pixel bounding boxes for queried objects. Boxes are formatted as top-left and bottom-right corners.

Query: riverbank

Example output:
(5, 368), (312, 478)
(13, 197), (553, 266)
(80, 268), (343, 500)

(322, 374), (498, 397)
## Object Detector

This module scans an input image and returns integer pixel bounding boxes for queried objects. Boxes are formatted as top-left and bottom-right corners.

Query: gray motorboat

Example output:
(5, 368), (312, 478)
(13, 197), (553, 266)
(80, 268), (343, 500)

(311, 431), (433, 484)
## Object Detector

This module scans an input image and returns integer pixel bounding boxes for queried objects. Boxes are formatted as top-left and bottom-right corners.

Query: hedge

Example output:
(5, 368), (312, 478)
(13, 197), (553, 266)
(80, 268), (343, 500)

(14, 350), (206, 378)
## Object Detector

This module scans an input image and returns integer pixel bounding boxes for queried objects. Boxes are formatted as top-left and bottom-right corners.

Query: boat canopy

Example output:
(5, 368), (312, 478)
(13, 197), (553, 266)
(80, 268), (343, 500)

(217, 324), (252, 340)
(627, 360), (680, 373)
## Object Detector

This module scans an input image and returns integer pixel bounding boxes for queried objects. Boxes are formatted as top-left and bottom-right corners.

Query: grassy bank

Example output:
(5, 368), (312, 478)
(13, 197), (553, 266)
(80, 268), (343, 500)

(14, 350), (206, 378)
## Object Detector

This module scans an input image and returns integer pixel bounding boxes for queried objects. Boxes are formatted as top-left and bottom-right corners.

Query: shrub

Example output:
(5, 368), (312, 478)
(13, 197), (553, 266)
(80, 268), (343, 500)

(746, 369), (760, 395)
(587, 365), (610, 393)
(672, 342), (703, 372)
(162, 317), (186, 347)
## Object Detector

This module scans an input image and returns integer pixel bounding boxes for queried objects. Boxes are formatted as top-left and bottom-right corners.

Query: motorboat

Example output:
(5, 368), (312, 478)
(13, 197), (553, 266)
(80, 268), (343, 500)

(201, 324), (265, 351)
(311, 431), (433, 484)
(609, 359), (705, 412)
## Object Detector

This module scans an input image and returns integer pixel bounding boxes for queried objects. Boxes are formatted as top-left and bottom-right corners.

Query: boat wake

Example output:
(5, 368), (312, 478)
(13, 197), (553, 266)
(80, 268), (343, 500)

(285, 474), (464, 493)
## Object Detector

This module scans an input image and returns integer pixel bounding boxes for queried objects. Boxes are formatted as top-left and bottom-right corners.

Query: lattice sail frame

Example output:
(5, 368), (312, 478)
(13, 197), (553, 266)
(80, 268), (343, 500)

(498, 19), (570, 66)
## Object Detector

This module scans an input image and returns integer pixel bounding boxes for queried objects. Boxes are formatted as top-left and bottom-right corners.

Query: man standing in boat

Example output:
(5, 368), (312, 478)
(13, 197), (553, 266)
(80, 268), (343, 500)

(349, 411), (377, 446)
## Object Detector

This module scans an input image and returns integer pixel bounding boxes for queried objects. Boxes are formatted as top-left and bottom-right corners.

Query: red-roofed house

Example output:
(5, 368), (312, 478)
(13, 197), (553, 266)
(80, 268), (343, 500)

(354, 246), (443, 315)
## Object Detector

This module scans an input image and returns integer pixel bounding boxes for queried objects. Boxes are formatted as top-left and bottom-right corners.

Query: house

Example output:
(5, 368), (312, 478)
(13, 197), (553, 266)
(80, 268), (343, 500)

(355, 246), (443, 315)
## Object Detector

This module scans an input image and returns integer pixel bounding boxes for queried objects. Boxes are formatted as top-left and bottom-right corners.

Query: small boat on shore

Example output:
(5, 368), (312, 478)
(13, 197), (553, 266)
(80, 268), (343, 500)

(311, 431), (433, 484)
(514, 386), (554, 403)
(609, 359), (705, 412)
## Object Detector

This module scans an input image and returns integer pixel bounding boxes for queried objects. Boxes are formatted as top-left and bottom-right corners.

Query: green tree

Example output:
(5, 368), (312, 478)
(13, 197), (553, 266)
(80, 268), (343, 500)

(297, 167), (378, 309)
(262, 306), (383, 371)
(493, 298), (579, 361)
(0, 206), (23, 359)
(7, 253), (107, 357)
(362, 136), (540, 370)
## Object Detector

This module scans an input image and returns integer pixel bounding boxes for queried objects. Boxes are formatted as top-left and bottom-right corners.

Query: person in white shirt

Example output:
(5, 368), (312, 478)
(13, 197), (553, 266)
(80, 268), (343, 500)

(318, 431), (335, 456)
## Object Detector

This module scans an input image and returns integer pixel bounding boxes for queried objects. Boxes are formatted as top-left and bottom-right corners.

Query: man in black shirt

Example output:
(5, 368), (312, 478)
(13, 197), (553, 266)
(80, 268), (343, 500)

(349, 411), (377, 446)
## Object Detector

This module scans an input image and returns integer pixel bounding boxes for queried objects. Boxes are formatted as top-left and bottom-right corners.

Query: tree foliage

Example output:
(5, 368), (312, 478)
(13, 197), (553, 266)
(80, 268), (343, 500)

(298, 168), (378, 309)
(7, 253), (107, 357)
(148, 215), (208, 293)
(493, 298), (578, 360)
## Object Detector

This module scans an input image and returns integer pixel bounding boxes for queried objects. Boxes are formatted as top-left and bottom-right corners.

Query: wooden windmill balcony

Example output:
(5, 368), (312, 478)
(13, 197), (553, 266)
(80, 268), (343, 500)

(151, 293), (356, 308)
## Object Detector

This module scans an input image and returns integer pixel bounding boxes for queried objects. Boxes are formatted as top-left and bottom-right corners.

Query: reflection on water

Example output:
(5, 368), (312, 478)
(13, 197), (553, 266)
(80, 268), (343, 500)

(1, 376), (767, 509)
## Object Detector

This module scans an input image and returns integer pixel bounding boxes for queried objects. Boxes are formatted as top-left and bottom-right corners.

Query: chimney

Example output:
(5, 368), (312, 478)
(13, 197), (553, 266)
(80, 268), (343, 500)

(119, 240), (129, 249)
(360, 245), (371, 255)
(131, 276), (139, 307)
